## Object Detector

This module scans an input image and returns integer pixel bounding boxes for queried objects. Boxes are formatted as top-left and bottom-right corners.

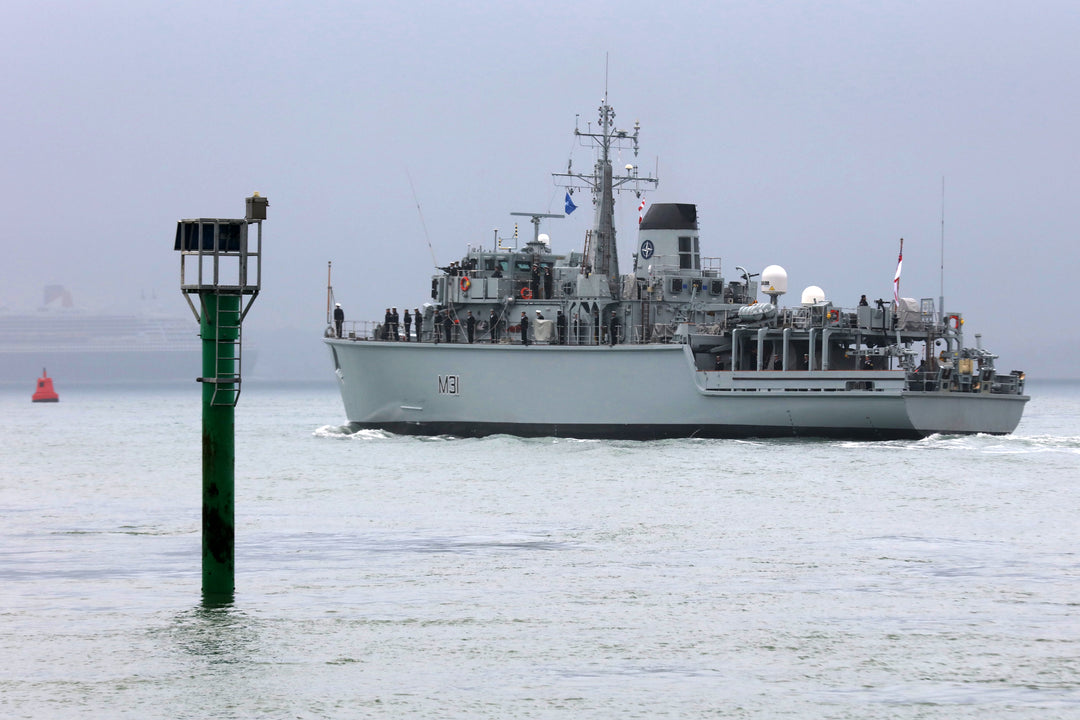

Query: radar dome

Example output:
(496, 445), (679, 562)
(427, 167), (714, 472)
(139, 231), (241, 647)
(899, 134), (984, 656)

(801, 285), (826, 305)
(761, 265), (788, 295)
(537, 233), (550, 246)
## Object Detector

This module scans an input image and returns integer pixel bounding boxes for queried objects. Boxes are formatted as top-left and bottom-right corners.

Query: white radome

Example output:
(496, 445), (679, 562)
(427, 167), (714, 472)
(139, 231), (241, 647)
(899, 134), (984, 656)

(801, 285), (826, 305)
(761, 265), (788, 295)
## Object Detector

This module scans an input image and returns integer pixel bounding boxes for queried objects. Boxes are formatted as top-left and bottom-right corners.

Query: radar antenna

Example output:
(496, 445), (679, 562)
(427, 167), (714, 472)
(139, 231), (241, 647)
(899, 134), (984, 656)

(510, 212), (563, 245)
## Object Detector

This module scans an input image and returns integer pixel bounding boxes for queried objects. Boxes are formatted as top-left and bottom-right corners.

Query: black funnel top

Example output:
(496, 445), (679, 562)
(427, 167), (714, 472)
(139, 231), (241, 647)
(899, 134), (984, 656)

(639, 203), (698, 231)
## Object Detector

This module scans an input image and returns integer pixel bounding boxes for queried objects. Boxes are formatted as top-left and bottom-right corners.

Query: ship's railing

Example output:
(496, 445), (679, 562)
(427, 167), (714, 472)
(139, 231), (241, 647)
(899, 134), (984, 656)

(330, 317), (594, 345)
(905, 366), (1025, 395)
(327, 320), (379, 340)
(772, 304), (954, 335)
(904, 370), (940, 392)
(781, 306), (864, 330)
(330, 316), (650, 346)
(993, 371), (1026, 395)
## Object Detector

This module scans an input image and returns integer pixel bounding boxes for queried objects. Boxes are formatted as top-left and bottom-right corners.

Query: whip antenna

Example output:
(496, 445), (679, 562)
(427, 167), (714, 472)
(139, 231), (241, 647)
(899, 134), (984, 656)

(406, 166), (439, 267)
(939, 177), (945, 319)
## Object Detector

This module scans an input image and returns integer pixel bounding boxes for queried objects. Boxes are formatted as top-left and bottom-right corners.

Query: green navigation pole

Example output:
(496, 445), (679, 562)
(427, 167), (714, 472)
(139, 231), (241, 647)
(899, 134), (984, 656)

(175, 194), (267, 600)
(199, 292), (239, 594)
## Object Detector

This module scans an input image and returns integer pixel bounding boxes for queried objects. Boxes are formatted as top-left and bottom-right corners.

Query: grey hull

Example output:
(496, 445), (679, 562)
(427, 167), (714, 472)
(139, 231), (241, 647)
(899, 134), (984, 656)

(326, 339), (1028, 440)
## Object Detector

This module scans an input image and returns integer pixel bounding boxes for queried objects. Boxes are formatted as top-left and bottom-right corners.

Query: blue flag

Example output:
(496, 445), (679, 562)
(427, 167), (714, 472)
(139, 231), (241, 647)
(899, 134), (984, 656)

(565, 192), (577, 215)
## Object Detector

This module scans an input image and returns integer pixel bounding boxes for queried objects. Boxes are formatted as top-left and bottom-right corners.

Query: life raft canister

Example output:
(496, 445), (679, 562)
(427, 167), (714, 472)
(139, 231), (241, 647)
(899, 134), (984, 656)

(460, 276), (471, 292)
(520, 287), (533, 300)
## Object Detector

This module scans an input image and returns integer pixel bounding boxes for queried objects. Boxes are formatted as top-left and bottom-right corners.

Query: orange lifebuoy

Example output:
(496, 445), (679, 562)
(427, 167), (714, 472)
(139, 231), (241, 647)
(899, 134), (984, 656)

(460, 276), (471, 292)
(520, 287), (533, 300)
(948, 314), (960, 330)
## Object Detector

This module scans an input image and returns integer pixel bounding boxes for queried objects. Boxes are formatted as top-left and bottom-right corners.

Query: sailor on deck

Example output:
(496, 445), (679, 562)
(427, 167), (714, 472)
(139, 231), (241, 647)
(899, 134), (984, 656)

(334, 303), (344, 338)
(520, 312), (530, 346)
(442, 310), (454, 343)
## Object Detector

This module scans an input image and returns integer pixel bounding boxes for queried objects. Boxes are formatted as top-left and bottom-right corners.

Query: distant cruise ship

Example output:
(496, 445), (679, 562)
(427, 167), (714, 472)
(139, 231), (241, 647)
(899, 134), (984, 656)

(0, 286), (208, 385)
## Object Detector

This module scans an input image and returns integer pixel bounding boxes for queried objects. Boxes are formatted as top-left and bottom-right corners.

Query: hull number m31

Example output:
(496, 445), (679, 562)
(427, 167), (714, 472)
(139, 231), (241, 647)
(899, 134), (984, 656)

(438, 375), (460, 395)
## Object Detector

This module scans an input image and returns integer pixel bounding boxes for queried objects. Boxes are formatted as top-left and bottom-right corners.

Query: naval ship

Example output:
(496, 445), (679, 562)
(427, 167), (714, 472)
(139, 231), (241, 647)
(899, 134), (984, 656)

(325, 98), (1028, 439)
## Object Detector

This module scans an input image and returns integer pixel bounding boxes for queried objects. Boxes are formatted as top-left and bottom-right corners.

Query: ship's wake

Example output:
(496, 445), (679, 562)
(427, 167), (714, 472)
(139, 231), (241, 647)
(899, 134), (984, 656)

(311, 423), (1078, 454)
(839, 433), (1080, 455)
(928, 432), (1080, 455)
(312, 424), (391, 440)
(312, 425), (464, 442)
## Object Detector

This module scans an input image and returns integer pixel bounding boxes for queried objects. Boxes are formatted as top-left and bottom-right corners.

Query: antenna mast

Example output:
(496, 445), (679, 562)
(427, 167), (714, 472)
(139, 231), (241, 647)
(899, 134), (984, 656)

(552, 76), (658, 298)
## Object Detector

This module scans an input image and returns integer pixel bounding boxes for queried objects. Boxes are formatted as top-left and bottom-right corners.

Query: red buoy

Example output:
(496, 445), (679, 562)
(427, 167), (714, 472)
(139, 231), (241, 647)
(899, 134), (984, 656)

(32, 368), (59, 403)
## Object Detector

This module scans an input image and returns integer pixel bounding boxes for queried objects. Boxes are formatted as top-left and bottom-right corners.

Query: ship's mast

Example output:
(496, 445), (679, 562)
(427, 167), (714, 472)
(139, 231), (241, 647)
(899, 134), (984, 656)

(554, 93), (657, 298)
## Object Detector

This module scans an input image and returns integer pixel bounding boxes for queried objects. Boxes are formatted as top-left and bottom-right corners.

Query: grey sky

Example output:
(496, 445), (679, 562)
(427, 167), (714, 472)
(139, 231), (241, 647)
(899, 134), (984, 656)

(2, 1), (1077, 378)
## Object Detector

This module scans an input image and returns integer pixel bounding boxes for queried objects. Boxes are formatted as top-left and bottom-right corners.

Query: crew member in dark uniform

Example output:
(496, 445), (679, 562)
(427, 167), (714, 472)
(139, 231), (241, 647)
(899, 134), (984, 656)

(334, 303), (344, 338)
(403, 308), (412, 341)
(442, 310), (454, 344)
(390, 307), (400, 340)
(608, 310), (620, 346)
(414, 309), (422, 341)
(466, 311), (476, 343)
(556, 310), (567, 345)
(489, 309), (499, 343)
(520, 311), (530, 346)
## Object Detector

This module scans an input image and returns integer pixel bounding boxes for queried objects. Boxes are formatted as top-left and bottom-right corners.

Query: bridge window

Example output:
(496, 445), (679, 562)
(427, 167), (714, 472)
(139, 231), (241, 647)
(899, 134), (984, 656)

(678, 236), (700, 270)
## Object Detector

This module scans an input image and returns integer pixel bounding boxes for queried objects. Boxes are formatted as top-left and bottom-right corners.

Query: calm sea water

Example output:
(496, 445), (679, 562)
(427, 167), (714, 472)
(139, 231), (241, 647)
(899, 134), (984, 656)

(1, 379), (1078, 719)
